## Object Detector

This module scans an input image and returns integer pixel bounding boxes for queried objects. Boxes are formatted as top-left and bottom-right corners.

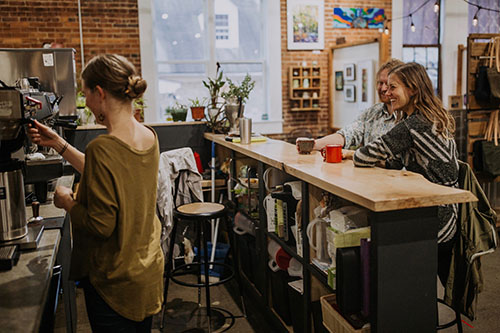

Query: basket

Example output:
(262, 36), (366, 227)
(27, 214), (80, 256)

(320, 294), (370, 333)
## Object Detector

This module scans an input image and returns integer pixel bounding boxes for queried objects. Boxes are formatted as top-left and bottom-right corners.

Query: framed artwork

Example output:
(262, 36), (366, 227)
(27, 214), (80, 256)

(358, 60), (374, 110)
(335, 71), (344, 91)
(287, 0), (324, 50)
(344, 84), (356, 102)
(333, 8), (385, 29)
(344, 63), (355, 81)
(448, 95), (463, 110)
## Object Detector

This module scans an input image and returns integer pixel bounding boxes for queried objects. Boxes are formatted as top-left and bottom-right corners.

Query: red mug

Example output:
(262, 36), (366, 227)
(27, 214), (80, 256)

(321, 144), (342, 163)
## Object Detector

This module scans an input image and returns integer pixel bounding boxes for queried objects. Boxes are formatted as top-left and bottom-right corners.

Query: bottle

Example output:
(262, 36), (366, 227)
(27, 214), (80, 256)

(303, 78), (310, 88)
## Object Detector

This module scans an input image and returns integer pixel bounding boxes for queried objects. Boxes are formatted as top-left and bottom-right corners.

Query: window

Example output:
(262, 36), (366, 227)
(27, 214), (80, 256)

(146, 0), (282, 132)
(402, 0), (441, 96)
(468, 1), (500, 33)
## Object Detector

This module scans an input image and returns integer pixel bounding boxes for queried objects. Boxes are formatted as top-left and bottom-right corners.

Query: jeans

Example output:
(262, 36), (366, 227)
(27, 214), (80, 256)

(81, 278), (153, 333)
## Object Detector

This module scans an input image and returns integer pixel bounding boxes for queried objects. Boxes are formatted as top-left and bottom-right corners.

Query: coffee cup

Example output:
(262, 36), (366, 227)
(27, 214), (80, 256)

(296, 137), (315, 154)
(321, 144), (342, 163)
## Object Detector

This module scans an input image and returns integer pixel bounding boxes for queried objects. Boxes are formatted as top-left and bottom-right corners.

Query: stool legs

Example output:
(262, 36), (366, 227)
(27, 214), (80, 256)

(201, 220), (212, 333)
(224, 215), (247, 318)
(196, 221), (202, 306)
(161, 217), (179, 329)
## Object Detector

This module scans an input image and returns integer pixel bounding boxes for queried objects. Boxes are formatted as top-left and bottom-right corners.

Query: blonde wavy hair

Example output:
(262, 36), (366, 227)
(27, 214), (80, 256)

(389, 62), (455, 137)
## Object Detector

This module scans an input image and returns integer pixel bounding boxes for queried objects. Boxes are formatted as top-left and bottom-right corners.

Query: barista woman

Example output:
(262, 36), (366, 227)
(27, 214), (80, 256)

(352, 62), (459, 282)
(28, 54), (164, 332)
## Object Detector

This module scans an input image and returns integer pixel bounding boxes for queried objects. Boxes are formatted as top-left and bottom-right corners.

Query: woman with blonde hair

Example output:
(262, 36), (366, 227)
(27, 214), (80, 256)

(353, 62), (459, 282)
(28, 54), (164, 332)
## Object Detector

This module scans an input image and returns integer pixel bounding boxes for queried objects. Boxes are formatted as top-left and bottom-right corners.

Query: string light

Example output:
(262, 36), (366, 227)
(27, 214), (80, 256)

(410, 14), (416, 32)
(463, 0), (500, 28)
(472, 7), (480, 26)
(384, 24), (389, 35)
(434, 1), (440, 13)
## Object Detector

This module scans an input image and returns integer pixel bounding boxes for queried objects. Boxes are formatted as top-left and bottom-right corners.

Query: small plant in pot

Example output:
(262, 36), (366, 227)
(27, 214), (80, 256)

(221, 73), (255, 133)
(188, 97), (207, 121)
(165, 102), (188, 122)
(202, 63), (228, 132)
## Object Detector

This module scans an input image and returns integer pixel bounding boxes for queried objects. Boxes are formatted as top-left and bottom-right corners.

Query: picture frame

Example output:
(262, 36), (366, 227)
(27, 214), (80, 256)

(358, 60), (374, 110)
(287, 0), (324, 50)
(448, 95), (463, 110)
(344, 84), (356, 102)
(335, 71), (344, 91)
(344, 63), (355, 81)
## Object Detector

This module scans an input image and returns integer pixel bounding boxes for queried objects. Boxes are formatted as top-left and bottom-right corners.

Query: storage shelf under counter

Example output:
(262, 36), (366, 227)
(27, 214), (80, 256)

(205, 132), (476, 333)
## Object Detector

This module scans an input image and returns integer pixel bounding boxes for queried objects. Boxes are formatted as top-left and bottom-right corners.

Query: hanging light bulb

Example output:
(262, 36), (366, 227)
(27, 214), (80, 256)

(434, 1), (439, 13)
(472, 7), (480, 27)
(384, 25), (389, 35)
(410, 14), (416, 32)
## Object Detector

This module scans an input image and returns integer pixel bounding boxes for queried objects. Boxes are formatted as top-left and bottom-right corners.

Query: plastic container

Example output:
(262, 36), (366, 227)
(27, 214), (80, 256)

(195, 242), (230, 278)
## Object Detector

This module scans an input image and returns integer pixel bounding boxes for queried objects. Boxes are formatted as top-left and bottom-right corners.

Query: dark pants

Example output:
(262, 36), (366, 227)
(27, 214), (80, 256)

(437, 234), (457, 287)
(81, 278), (153, 333)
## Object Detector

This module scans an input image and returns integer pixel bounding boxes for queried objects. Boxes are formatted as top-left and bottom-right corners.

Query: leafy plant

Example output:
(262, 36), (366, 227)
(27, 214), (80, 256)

(188, 97), (208, 107)
(202, 62), (225, 109)
(221, 73), (255, 105)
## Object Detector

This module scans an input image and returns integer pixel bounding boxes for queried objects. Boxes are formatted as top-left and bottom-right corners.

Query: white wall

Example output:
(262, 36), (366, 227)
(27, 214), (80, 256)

(391, 0), (469, 108)
(441, 0), (468, 108)
(331, 42), (379, 129)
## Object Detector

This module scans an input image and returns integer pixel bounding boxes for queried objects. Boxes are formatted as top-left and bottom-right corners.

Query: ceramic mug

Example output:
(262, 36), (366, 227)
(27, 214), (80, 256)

(321, 144), (342, 163)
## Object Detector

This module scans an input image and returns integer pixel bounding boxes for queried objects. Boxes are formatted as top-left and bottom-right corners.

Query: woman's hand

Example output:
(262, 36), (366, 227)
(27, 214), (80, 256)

(27, 120), (63, 149)
(342, 149), (355, 160)
(54, 186), (76, 211)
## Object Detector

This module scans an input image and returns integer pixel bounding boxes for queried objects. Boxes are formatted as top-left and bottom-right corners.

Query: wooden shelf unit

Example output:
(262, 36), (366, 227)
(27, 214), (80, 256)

(465, 33), (500, 167)
(289, 66), (321, 112)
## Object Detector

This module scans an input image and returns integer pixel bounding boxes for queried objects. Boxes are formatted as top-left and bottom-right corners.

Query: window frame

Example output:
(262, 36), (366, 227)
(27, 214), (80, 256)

(138, 0), (283, 133)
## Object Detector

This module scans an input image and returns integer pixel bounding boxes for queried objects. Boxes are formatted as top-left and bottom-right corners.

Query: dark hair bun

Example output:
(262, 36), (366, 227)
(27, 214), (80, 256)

(125, 75), (147, 99)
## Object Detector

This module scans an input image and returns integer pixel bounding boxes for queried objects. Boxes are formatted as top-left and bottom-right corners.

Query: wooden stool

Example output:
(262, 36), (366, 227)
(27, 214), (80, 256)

(162, 202), (246, 332)
(437, 298), (463, 332)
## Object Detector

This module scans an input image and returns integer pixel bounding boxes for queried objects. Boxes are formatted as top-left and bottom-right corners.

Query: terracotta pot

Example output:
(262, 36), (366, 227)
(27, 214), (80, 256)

(191, 106), (205, 121)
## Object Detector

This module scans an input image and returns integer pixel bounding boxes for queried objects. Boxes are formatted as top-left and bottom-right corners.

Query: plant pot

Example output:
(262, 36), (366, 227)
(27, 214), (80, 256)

(169, 108), (188, 122)
(190, 106), (205, 121)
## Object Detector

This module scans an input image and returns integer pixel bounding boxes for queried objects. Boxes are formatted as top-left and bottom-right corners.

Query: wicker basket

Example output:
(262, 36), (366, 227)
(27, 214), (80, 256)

(320, 294), (370, 333)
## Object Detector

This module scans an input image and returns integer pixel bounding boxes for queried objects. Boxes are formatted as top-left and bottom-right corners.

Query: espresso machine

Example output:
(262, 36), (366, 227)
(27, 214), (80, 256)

(0, 78), (70, 243)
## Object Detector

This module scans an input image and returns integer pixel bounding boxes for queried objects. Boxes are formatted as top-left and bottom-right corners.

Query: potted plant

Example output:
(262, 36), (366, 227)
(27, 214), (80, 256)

(202, 63), (225, 122)
(221, 73), (255, 132)
(188, 97), (206, 121)
(165, 102), (188, 122)
(76, 91), (95, 125)
(133, 97), (146, 122)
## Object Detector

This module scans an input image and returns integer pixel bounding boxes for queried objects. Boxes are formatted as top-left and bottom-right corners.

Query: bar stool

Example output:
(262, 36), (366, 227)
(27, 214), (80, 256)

(162, 202), (246, 332)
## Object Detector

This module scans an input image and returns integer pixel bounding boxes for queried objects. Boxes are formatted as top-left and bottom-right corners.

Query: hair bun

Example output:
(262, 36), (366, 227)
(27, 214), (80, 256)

(125, 75), (147, 99)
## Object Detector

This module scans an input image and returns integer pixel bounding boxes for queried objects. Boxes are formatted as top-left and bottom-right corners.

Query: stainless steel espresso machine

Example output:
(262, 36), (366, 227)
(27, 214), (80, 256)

(0, 48), (77, 248)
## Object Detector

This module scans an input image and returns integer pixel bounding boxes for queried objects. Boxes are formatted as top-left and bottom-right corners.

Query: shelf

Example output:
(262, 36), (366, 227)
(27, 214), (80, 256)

(267, 231), (304, 264)
(307, 262), (334, 292)
(291, 108), (320, 112)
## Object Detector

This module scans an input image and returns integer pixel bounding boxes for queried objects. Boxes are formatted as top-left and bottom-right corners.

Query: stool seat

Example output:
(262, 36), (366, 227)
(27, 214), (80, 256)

(175, 202), (226, 220)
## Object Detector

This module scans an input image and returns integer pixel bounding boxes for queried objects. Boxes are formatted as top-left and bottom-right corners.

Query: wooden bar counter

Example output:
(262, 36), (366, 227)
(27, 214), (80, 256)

(205, 133), (476, 333)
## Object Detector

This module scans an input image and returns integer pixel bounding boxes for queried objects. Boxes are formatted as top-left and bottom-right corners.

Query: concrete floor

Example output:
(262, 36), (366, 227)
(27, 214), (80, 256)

(54, 246), (500, 332)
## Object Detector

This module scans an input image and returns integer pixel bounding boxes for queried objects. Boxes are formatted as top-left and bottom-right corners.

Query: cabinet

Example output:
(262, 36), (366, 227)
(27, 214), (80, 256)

(289, 66), (321, 111)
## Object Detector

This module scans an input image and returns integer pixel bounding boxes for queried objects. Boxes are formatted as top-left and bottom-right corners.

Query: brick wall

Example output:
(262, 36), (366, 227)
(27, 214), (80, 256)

(0, 0), (141, 80)
(280, 0), (392, 137)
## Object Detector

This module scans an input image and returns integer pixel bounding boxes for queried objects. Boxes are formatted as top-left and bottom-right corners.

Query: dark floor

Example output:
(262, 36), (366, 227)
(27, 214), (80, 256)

(54, 247), (500, 332)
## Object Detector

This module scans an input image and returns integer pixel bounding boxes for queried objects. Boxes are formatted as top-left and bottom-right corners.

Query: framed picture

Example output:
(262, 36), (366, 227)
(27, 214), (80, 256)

(344, 63), (355, 81)
(335, 71), (344, 91)
(448, 95), (463, 110)
(287, 0), (324, 50)
(358, 60), (374, 110)
(344, 84), (356, 102)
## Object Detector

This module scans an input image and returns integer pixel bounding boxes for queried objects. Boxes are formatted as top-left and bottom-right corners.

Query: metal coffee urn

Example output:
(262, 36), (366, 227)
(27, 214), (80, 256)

(0, 87), (27, 241)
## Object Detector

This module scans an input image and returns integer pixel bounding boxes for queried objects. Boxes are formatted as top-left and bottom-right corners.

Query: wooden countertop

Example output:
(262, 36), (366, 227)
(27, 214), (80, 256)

(205, 133), (477, 212)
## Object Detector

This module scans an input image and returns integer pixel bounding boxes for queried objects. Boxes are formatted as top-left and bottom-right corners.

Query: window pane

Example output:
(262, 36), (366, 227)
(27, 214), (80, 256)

(154, 0), (206, 61)
(158, 76), (211, 121)
(468, 1), (500, 34)
(403, 0), (438, 45)
(215, 0), (262, 61)
(402, 47), (414, 63)
(157, 63), (206, 75)
(402, 47), (439, 94)
(219, 63), (265, 120)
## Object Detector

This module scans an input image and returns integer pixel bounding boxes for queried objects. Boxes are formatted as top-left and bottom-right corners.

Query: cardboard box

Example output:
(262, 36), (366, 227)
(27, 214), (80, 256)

(320, 294), (370, 333)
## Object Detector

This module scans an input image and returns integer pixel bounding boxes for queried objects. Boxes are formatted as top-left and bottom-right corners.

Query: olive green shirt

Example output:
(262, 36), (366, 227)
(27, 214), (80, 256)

(70, 128), (164, 321)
